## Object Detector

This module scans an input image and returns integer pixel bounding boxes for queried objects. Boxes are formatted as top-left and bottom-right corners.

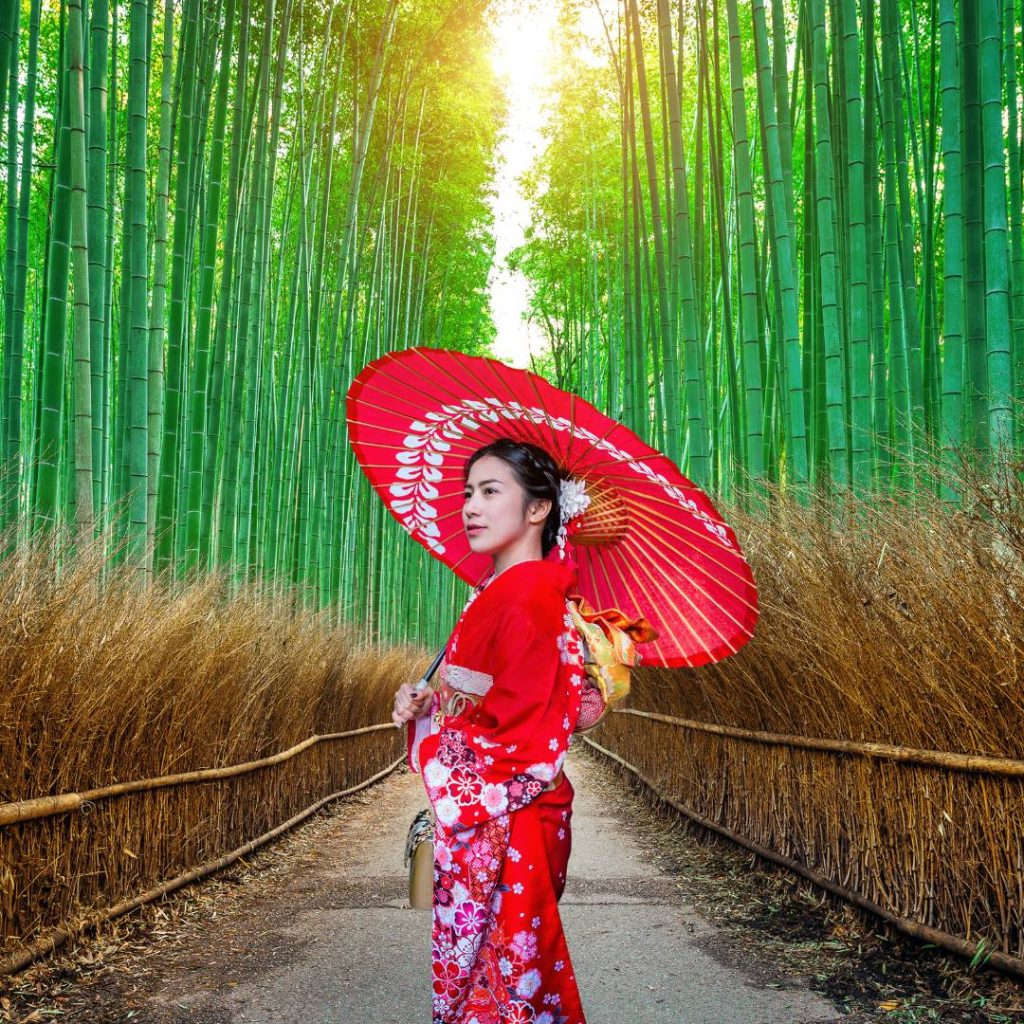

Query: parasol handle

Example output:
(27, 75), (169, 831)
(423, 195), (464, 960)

(394, 646), (446, 730)
(413, 645), (446, 692)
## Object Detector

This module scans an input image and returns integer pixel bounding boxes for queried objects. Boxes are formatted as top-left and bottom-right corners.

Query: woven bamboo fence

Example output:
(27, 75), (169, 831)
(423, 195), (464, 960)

(0, 724), (407, 973)
(0, 530), (426, 973)
(583, 683), (1024, 979)
(0, 724), (403, 970)
(565, 467), (1024, 979)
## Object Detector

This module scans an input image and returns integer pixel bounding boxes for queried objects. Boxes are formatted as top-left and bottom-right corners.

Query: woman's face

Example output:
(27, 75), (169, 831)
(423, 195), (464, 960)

(462, 454), (549, 559)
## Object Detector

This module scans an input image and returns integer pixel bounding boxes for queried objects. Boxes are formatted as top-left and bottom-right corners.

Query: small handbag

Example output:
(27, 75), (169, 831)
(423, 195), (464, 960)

(404, 806), (435, 910)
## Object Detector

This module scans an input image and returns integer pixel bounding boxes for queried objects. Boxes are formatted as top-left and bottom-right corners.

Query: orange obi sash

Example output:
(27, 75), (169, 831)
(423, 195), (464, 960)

(567, 592), (658, 716)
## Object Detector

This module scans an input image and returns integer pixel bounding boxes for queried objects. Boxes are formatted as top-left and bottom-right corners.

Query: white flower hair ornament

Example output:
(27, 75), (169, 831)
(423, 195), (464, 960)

(555, 476), (591, 555)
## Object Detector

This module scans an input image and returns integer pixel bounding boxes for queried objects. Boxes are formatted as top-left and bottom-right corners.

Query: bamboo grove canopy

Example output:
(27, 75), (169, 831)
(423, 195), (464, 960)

(506, 0), (1024, 503)
(0, 0), (1021, 644)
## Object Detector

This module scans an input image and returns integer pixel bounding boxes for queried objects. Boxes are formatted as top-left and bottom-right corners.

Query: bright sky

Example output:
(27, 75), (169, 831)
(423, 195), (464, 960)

(485, 0), (559, 369)
(485, 0), (613, 369)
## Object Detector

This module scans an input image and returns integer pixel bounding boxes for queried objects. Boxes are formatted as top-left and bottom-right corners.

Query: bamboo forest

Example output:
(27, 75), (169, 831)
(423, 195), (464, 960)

(0, 0), (1022, 649)
(6, 0), (1024, 1012)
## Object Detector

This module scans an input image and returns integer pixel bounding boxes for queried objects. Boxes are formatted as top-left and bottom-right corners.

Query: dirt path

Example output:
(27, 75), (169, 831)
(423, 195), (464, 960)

(67, 748), (840, 1023)
(5, 746), (1021, 1023)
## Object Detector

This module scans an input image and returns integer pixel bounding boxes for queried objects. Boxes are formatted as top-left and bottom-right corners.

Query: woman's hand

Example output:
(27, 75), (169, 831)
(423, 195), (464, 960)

(392, 682), (433, 727)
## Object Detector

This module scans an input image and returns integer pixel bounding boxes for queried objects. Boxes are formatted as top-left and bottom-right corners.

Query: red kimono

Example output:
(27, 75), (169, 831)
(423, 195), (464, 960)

(407, 557), (588, 1024)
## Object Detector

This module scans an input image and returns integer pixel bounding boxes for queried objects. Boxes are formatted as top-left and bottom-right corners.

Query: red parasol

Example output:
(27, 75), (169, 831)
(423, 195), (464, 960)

(345, 346), (758, 668)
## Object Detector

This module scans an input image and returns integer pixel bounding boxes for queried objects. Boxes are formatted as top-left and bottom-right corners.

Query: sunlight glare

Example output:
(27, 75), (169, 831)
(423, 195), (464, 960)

(486, 1), (560, 369)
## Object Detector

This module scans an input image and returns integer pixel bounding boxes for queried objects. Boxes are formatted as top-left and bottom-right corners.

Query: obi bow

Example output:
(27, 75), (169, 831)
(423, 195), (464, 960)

(567, 593), (658, 725)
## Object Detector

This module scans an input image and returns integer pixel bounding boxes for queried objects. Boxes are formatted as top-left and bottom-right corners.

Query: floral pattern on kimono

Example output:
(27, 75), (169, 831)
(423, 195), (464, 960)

(409, 558), (588, 1024)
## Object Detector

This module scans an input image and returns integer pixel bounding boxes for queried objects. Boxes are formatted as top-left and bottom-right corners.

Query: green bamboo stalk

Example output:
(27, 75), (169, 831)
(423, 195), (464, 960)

(2, 3), (19, 525)
(239, 0), (294, 575)
(916, 0), (941, 465)
(218, 0), (276, 571)
(752, 0), (808, 493)
(621, 27), (635, 430)
(148, 0), (173, 566)
(100, 0), (117, 527)
(979, 0), (1014, 454)
(725, 0), (765, 497)
(87, 0), (108, 526)
(961, 0), (989, 454)
(182, 0), (236, 574)
(154, 0), (201, 575)
(882, 0), (925, 473)
(810, 0), (850, 488)
(653, 0), (689, 466)
(703, 2), (741, 493)
(625, 0), (673, 467)
(880, 18), (913, 490)
(203, 0), (252, 566)
(770, 0), (796, 241)
(1007, 0), (1024, 417)
(3, 0), (41, 536)
(123, 0), (152, 571)
(863, 0), (889, 489)
(0, 0), (17, 139)
(34, 28), (72, 532)
(938, 0), (965, 500)
(839, 0), (872, 494)
(67, 0), (97, 539)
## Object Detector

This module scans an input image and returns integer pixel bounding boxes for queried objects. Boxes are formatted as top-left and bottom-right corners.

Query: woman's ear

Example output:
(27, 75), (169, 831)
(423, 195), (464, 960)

(528, 498), (552, 523)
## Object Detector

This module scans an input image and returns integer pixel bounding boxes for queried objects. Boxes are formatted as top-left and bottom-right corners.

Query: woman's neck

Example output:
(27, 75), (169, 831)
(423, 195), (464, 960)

(484, 553), (543, 587)
(492, 536), (545, 578)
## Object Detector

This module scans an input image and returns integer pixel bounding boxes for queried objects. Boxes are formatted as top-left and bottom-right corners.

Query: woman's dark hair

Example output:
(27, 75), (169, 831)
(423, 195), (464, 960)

(464, 439), (563, 557)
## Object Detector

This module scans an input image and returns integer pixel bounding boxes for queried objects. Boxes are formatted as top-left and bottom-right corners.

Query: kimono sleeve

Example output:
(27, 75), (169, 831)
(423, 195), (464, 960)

(406, 687), (441, 773)
(417, 587), (584, 832)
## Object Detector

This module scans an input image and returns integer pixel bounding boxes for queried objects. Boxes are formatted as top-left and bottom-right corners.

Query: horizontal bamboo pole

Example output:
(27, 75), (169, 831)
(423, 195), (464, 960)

(0, 723), (398, 827)
(581, 735), (1024, 983)
(0, 753), (407, 977)
(614, 708), (1024, 776)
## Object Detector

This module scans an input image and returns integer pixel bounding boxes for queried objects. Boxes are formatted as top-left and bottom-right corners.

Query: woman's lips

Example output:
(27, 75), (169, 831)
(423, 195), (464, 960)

(467, 525), (485, 534)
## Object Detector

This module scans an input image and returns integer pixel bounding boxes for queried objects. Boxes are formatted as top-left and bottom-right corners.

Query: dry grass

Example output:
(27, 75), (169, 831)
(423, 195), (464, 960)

(597, 451), (1024, 961)
(3, 448), (1023, 976)
(0, 525), (423, 950)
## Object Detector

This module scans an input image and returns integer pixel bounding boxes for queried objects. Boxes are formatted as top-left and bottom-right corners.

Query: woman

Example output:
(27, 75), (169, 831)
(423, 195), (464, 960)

(393, 438), (588, 1024)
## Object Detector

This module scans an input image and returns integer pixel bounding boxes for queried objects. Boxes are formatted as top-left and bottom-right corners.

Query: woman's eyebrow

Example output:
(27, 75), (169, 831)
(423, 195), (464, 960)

(465, 479), (502, 488)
